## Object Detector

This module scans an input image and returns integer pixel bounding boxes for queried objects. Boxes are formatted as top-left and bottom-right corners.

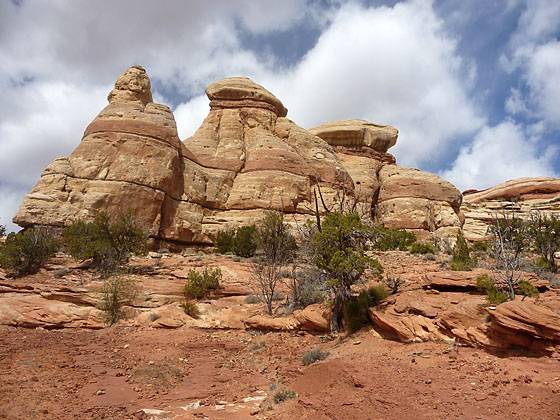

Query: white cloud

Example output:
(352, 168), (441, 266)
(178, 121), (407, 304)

(178, 0), (485, 169)
(501, 0), (560, 127)
(442, 121), (558, 190)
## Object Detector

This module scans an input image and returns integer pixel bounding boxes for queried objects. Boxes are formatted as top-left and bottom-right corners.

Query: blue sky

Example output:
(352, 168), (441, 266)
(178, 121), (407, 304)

(0, 0), (559, 231)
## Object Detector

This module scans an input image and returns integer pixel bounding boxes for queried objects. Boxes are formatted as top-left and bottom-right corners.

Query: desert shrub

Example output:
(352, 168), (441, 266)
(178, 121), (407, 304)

(63, 212), (148, 277)
(273, 388), (298, 404)
(180, 300), (200, 318)
(370, 226), (416, 251)
(486, 289), (509, 305)
(252, 212), (297, 314)
(516, 279), (539, 300)
(215, 229), (235, 254)
(363, 284), (389, 304)
(288, 266), (325, 309)
(489, 211), (528, 299)
(534, 256), (550, 270)
(471, 241), (490, 253)
(527, 212), (560, 273)
(214, 225), (258, 257)
(0, 228), (59, 276)
(312, 212), (383, 332)
(450, 233), (476, 271)
(409, 242), (437, 255)
(183, 267), (222, 299)
(343, 294), (370, 333)
(302, 348), (329, 366)
(475, 274), (495, 292)
(98, 276), (138, 325)
(384, 275), (404, 294)
(343, 284), (389, 333)
(233, 225), (258, 257)
(244, 294), (261, 304)
(475, 274), (508, 305)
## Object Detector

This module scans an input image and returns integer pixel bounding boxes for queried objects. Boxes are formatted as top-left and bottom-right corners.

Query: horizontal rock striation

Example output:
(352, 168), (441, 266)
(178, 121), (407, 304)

(461, 177), (560, 241)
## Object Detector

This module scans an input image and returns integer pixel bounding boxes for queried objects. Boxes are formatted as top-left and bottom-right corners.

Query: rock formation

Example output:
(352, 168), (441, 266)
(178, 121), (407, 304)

(311, 120), (462, 241)
(14, 66), (184, 239)
(462, 177), (560, 241)
(14, 69), (354, 244)
(24, 65), (553, 245)
(377, 166), (463, 241)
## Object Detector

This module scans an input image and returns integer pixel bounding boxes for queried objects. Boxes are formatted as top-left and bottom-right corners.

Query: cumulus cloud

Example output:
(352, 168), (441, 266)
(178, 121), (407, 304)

(178, 0), (485, 169)
(501, 0), (560, 127)
(443, 121), (558, 190)
(0, 0), (558, 231)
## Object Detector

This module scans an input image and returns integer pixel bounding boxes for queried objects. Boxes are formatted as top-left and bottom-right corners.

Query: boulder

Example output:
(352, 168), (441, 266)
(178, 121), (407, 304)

(309, 119), (398, 153)
(487, 300), (560, 349)
(462, 177), (560, 241)
(377, 165), (463, 240)
(310, 119), (398, 219)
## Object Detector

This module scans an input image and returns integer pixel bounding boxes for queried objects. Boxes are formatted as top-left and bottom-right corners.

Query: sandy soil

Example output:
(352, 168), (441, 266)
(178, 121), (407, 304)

(1, 324), (559, 419)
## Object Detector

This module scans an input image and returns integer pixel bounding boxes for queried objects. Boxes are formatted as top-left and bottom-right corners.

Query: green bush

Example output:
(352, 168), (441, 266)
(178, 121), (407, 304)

(343, 295), (370, 333)
(475, 274), (508, 305)
(364, 284), (390, 304)
(273, 388), (298, 404)
(214, 225), (258, 257)
(180, 300), (200, 318)
(527, 212), (560, 273)
(312, 212), (383, 332)
(183, 267), (222, 299)
(98, 276), (138, 325)
(302, 348), (330, 366)
(233, 225), (258, 257)
(0, 228), (59, 276)
(215, 229), (235, 254)
(63, 212), (148, 277)
(471, 241), (490, 253)
(371, 226), (416, 251)
(450, 233), (476, 271)
(475, 274), (495, 292)
(516, 279), (539, 299)
(409, 242), (437, 255)
(343, 284), (389, 333)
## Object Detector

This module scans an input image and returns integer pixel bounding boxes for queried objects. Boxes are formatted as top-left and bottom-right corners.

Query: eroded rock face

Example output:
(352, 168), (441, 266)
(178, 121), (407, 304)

(377, 165), (463, 241)
(14, 66), (183, 237)
(14, 70), (353, 243)
(310, 119), (397, 219)
(462, 177), (560, 241)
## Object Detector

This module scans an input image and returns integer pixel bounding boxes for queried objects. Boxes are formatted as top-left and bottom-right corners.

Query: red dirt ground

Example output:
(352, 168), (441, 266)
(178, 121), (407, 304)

(1, 324), (559, 419)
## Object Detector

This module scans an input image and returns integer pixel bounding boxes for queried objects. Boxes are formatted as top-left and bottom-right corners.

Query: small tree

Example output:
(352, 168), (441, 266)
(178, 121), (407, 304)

(63, 212), (148, 277)
(252, 212), (297, 315)
(0, 228), (59, 276)
(311, 212), (383, 332)
(527, 211), (560, 273)
(489, 212), (527, 300)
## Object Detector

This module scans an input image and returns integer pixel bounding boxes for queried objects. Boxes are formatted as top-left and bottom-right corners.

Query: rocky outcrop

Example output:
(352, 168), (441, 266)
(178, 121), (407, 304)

(14, 66), (184, 238)
(14, 70), (353, 244)
(310, 120), (397, 217)
(487, 300), (560, 351)
(377, 165), (463, 241)
(462, 177), (560, 241)
(178, 77), (353, 240)
(14, 66), (472, 244)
